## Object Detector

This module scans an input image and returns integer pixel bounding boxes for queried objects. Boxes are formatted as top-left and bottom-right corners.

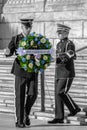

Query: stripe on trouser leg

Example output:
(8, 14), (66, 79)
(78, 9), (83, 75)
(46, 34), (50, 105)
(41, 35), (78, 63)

(59, 92), (76, 113)
(65, 93), (76, 110)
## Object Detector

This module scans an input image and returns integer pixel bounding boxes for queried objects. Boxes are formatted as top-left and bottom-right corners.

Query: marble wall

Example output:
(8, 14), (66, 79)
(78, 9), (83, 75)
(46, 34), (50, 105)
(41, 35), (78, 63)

(0, 0), (87, 51)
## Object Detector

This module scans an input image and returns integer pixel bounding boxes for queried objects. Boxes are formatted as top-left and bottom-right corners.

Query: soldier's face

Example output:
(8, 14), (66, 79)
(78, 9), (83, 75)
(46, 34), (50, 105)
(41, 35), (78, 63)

(57, 31), (68, 40)
(21, 24), (32, 35)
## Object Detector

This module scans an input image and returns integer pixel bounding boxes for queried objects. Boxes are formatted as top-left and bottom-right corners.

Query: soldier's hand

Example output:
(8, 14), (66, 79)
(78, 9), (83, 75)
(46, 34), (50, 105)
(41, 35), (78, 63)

(4, 48), (10, 56)
(56, 57), (61, 64)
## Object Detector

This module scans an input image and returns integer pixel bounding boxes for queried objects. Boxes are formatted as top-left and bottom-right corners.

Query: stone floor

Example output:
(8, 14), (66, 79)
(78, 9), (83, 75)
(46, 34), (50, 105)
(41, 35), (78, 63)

(0, 113), (87, 130)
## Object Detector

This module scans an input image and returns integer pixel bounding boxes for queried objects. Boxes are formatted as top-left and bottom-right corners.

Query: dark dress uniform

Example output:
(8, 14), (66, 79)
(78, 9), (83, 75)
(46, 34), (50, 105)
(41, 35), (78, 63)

(6, 33), (38, 125)
(55, 37), (80, 120)
(48, 24), (81, 124)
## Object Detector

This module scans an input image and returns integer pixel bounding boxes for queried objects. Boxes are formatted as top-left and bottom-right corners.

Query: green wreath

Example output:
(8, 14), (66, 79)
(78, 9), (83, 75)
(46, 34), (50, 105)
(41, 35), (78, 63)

(17, 32), (53, 73)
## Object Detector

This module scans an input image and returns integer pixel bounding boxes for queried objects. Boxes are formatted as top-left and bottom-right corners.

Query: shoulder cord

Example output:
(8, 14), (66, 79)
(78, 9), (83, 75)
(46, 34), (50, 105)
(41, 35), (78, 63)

(65, 39), (70, 52)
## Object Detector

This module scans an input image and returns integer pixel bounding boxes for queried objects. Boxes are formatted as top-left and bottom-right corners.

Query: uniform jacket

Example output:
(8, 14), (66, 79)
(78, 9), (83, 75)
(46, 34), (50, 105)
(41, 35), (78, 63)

(55, 37), (76, 79)
(6, 33), (37, 78)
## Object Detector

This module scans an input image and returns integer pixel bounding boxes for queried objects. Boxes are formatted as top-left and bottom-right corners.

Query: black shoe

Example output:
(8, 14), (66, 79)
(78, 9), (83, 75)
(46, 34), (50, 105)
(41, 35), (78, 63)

(15, 122), (25, 128)
(68, 108), (81, 117)
(48, 118), (64, 124)
(25, 116), (30, 126)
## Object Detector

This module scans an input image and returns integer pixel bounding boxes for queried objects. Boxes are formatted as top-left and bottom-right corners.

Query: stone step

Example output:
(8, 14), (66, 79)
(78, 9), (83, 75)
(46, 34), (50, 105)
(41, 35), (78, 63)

(0, 105), (86, 125)
(0, 65), (11, 69)
(37, 95), (87, 109)
(0, 82), (14, 88)
(0, 94), (14, 99)
(0, 90), (87, 109)
(0, 71), (86, 81)
(44, 73), (87, 79)
(0, 91), (14, 96)
(1, 83), (87, 97)
(44, 78), (87, 84)
(76, 73), (87, 78)
(33, 103), (86, 116)
(45, 69), (87, 74)
(67, 114), (87, 125)
(0, 91), (86, 110)
(0, 95), (86, 111)
(0, 74), (14, 80)
(0, 91), (85, 110)
(0, 105), (14, 114)
(44, 76), (87, 82)
(1, 54), (87, 60)
(0, 99), (14, 106)
(49, 63), (87, 68)
(0, 98), (85, 114)
(75, 66), (87, 70)
(0, 98), (86, 124)
(31, 111), (87, 125)
(0, 83), (84, 92)
(39, 79), (87, 86)
(0, 58), (87, 67)
(75, 64), (87, 68)
(75, 60), (87, 64)
(77, 53), (87, 57)
(0, 61), (87, 73)
(41, 86), (87, 94)
(39, 97), (87, 107)
(47, 63), (87, 69)
(0, 78), (87, 89)
(44, 97), (87, 105)
(0, 87), (14, 93)
(0, 77), (14, 81)
(0, 73), (13, 76)
(0, 50), (87, 124)
(0, 56), (14, 60)
(38, 85), (87, 92)
(38, 89), (87, 98)
(0, 70), (11, 73)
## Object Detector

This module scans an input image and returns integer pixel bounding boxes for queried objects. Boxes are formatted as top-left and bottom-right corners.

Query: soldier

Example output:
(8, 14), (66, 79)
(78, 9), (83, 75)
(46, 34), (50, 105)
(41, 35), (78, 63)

(4, 18), (38, 128)
(48, 24), (81, 124)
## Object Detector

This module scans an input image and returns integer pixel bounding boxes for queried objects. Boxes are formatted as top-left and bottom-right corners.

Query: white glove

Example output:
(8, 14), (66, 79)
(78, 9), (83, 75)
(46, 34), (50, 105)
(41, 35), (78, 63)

(4, 48), (10, 56)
